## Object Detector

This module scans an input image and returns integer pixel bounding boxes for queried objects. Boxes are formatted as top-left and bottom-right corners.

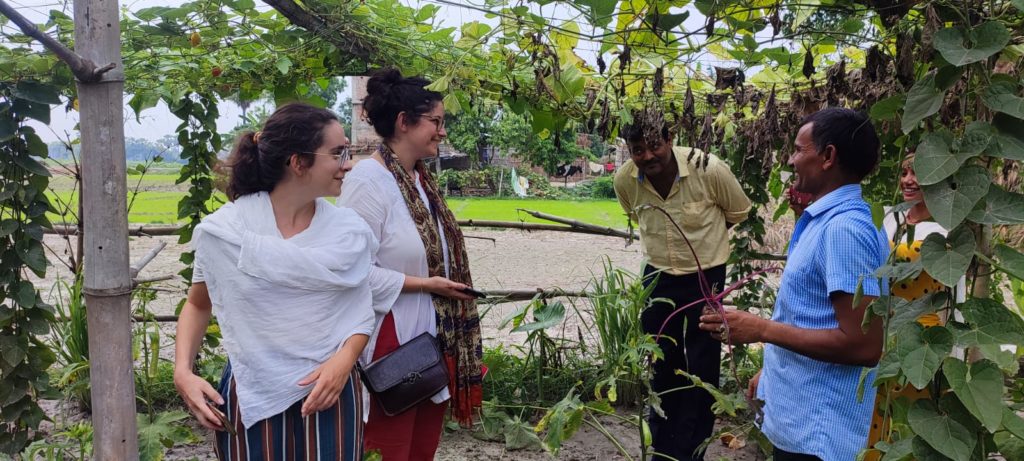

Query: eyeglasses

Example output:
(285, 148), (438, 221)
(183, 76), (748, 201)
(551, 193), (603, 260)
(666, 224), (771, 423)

(304, 146), (351, 165)
(423, 115), (445, 132)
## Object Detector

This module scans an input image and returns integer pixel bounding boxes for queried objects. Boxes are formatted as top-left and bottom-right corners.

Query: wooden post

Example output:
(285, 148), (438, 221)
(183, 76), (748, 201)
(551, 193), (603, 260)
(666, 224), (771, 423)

(74, 0), (139, 458)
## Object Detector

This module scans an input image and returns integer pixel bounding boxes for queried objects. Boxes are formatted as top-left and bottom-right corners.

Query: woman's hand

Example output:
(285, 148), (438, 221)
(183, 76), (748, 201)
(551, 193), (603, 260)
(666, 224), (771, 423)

(174, 370), (225, 431)
(297, 354), (354, 417)
(421, 276), (476, 301)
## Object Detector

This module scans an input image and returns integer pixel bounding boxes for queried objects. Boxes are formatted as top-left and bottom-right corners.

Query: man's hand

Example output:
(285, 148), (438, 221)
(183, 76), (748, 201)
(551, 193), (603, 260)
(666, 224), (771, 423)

(698, 307), (769, 344)
(747, 369), (761, 400)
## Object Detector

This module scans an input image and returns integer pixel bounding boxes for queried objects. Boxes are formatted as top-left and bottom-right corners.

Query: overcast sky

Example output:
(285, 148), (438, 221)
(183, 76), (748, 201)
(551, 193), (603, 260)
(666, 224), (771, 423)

(10, 0), (713, 143)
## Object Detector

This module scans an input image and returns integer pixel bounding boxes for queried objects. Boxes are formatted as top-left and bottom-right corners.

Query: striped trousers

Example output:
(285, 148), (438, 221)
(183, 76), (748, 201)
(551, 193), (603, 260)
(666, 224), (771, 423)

(214, 362), (364, 461)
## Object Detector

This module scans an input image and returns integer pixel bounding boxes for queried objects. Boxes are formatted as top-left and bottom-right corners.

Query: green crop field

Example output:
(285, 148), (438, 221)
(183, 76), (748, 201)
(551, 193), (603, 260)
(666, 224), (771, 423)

(45, 174), (628, 227)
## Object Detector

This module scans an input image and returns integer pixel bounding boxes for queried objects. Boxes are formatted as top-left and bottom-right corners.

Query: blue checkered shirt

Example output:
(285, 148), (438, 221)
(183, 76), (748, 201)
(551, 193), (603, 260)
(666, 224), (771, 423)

(757, 184), (889, 461)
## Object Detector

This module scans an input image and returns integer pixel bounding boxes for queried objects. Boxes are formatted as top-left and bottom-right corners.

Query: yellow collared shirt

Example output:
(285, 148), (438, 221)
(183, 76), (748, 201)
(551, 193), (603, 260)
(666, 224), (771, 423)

(613, 146), (752, 275)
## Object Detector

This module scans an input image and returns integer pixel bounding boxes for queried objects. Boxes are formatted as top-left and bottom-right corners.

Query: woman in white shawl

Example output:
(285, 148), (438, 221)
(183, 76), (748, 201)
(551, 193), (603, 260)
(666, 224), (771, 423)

(174, 103), (375, 461)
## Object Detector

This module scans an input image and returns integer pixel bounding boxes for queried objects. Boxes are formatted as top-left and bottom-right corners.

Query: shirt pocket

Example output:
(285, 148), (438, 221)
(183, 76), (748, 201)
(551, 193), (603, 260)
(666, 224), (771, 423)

(678, 199), (713, 232)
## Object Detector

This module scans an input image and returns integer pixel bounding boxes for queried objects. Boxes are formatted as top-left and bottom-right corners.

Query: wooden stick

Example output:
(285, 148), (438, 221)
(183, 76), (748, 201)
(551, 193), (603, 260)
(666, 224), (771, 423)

(129, 242), (166, 278)
(0, 0), (117, 83)
(516, 209), (638, 239)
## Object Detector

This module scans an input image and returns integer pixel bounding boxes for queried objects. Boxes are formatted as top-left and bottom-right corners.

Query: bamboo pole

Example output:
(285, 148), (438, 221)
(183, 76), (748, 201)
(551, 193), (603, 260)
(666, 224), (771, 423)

(74, 0), (139, 457)
(517, 209), (639, 239)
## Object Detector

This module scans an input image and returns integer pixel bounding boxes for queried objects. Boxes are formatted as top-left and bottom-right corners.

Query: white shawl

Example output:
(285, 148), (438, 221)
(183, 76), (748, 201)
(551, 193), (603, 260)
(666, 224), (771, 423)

(194, 192), (376, 428)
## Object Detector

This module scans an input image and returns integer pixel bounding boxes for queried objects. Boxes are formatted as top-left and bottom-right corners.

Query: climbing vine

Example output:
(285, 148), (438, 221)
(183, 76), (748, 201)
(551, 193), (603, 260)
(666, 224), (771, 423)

(0, 81), (61, 454)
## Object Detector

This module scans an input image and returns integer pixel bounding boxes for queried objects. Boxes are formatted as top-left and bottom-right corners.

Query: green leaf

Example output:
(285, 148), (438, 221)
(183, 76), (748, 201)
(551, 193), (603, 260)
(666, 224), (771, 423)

(503, 415), (542, 450)
(442, 93), (461, 115)
(942, 359), (1004, 432)
(957, 297), (1024, 347)
(995, 431), (1024, 461)
(967, 185), (1024, 225)
(15, 281), (36, 308)
(934, 22), (1010, 67)
(919, 225), (975, 287)
(875, 349), (902, 381)
(991, 113), (1024, 161)
(907, 400), (976, 461)
(552, 20), (580, 50)
(902, 75), (944, 134)
(13, 153), (51, 177)
(275, 56), (292, 75)
(982, 75), (1024, 119)
(13, 81), (61, 105)
(16, 239), (46, 275)
(461, 21), (491, 40)
(512, 301), (565, 333)
(13, 99), (50, 124)
(878, 437), (914, 461)
(895, 323), (953, 389)
(913, 131), (960, 185)
(128, 93), (160, 121)
(870, 94), (906, 121)
(555, 63), (585, 101)
(0, 335), (25, 367)
(1003, 407), (1024, 440)
(935, 66), (966, 91)
(957, 121), (994, 157)
(0, 219), (17, 237)
(0, 116), (16, 141)
(911, 435), (954, 461)
(890, 293), (948, 332)
(922, 165), (990, 230)
(423, 75), (450, 93)
(995, 244), (1024, 280)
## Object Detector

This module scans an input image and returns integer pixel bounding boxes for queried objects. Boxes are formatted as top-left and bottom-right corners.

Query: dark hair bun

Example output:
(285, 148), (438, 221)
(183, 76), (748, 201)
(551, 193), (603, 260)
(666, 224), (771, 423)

(363, 67), (443, 140)
(366, 68), (402, 97)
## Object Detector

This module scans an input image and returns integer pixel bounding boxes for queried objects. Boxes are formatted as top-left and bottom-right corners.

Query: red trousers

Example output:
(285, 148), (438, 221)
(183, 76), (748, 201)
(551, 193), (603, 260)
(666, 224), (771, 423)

(364, 313), (448, 460)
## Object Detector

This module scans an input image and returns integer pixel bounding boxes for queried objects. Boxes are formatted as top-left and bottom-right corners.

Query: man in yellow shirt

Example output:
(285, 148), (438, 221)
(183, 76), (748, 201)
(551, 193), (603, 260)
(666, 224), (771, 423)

(613, 119), (751, 461)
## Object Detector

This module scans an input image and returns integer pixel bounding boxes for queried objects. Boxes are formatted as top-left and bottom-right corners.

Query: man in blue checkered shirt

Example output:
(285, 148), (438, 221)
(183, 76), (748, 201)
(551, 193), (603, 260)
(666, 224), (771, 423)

(699, 108), (889, 461)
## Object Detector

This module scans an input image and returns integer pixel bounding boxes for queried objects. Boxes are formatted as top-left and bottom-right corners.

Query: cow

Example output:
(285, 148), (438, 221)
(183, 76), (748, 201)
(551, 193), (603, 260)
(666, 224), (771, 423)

(555, 163), (583, 186)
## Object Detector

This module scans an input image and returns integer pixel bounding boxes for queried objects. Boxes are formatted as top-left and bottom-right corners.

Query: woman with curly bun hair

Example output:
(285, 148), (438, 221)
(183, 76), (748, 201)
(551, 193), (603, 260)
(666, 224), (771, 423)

(174, 103), (374, 460)
(339, 69), (483, 460)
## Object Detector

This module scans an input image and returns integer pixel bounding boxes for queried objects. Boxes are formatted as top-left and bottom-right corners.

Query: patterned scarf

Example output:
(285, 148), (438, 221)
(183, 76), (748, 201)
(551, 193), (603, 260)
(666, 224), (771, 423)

(378, 144), (483, 425)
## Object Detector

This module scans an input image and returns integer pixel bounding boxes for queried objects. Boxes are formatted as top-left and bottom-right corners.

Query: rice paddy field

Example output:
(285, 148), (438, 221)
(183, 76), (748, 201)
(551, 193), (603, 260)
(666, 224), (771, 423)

(44, 171), (629, 227)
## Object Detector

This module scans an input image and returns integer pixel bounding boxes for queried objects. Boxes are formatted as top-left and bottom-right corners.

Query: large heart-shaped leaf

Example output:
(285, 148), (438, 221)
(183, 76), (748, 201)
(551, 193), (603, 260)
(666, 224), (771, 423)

(907, 400), (977, 461)
(956, 121), (994, 157)
(890, 293), (948, 332)
(1003, 407), (1024, 440)
(942, 359), (1004, 432)
(919, 225), (975, 287)
(911, 436), (952, 461)
(966, 185), (1024, 225)
(913, 131), (958, 185)
(902, 75), (944, 134)
(990, 114), (1024, 161)
(994, 244), (1024, 280)
(922, 165), (990, 230)
(896, 323), (953, 389)
(982, 75), (1024, 119)
(913, 130), (984, 185)
(870, 94), (906, 121)
(13, 81), (61, 105)
(957, 297), (1024, 347)
(934, 22), (1010, 66)
(512, 301), (565, 333)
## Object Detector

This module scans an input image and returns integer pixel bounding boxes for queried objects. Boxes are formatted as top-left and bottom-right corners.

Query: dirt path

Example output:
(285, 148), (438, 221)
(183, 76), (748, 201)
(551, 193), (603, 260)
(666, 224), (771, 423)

(34, 228), (772, 460)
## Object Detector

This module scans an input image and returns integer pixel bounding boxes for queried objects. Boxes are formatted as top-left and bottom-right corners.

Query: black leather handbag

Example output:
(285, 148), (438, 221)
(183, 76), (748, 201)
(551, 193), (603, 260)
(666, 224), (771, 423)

(356, 332), (449, 416)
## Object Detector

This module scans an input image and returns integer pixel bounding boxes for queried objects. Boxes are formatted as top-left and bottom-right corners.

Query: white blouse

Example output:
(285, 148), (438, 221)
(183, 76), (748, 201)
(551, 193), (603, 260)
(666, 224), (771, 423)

(338, 159), (451, 404)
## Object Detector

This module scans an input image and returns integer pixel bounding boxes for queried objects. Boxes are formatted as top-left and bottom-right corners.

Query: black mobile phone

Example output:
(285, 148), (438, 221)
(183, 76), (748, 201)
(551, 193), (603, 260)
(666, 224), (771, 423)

(460, 287), (487, 299)
(207, 401), (236, 435)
